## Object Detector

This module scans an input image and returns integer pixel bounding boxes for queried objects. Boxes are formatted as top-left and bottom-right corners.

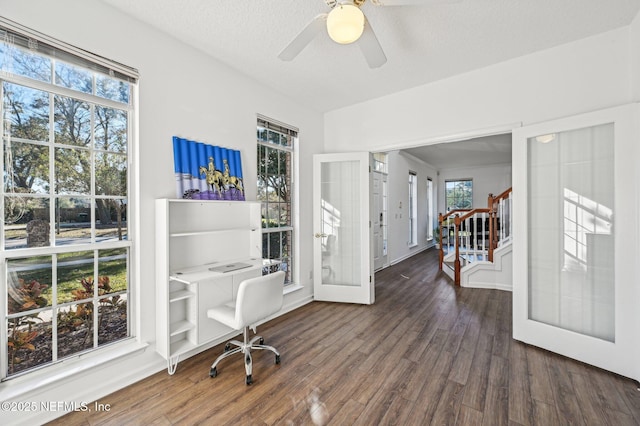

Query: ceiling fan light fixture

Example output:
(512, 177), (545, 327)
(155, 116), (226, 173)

(327, 3), (365, 44)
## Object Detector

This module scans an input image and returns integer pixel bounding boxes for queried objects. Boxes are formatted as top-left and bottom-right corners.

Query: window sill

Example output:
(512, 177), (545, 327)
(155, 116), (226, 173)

(0, 339), (148, 401)
(409, 243), (419, 249)
(284, 283), (304, 295)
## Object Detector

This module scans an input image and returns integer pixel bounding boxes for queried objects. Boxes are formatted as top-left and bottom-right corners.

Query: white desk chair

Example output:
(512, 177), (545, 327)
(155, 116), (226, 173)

(207, 270), (285, 385)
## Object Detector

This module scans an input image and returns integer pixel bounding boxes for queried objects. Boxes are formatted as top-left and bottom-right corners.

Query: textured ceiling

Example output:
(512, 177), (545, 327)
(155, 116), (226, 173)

(403, 134), (512, 169)
(100, 0), (640, 113)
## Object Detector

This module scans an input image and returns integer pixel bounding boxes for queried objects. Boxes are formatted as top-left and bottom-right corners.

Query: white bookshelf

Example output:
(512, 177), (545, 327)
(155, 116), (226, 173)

(155, 199), (262, 374)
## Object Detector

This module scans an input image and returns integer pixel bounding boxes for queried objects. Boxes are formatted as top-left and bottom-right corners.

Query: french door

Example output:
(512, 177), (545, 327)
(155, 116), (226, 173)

(313, 152), (374, 304)
(513, 104), (640, 381)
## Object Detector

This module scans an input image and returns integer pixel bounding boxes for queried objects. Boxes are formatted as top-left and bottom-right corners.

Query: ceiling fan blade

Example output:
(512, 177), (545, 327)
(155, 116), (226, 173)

(359, 17), (387, 68)
(371, 0), (461, 5)
(278, 14), (328, 61)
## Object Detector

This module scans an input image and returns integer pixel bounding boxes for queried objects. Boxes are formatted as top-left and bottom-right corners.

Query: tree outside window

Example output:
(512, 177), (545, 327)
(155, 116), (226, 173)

(445, 179), (473, 210)
(2, 26), (134, 378)
(257, 118), (296, 284)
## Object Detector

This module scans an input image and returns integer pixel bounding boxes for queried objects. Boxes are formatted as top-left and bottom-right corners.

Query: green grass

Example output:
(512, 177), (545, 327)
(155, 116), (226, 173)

(9, 249), (128, 308)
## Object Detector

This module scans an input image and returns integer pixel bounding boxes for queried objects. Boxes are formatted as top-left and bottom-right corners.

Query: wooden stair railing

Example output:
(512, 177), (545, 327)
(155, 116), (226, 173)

(438, 187), (512, 286)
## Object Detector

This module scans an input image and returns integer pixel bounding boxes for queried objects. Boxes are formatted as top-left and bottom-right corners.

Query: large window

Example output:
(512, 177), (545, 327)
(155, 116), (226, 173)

(409, 172), (417, 246)
(1, 22), (137, 379)
(257, 117), (296, 284)
(445, 179), (473, 210)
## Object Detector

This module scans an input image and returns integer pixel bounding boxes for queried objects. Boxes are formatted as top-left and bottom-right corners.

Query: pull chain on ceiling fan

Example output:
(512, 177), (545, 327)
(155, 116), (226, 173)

(278, 0), (460, 68)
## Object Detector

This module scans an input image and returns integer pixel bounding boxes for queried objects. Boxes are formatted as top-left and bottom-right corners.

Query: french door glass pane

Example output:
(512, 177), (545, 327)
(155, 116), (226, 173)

(320, 161), (361, 286)
(528, 123), (614, 341)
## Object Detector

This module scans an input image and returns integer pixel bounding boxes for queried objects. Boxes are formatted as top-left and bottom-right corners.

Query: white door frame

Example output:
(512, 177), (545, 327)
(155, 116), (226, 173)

(512, 103), (640, 381)
(313, 152), (374, 304)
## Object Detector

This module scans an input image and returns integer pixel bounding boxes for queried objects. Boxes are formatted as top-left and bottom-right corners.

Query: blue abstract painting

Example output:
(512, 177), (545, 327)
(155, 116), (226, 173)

(172, 136), (245, 200)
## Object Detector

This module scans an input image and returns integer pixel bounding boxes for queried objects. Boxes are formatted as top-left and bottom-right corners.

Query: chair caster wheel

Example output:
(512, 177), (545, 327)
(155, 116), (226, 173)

(210, 367), (217, 378)
(259, 337), (264, 345)
(224, 343), (231, 352)
(275, 354), (281, 364)
(246, 375), (252, 385)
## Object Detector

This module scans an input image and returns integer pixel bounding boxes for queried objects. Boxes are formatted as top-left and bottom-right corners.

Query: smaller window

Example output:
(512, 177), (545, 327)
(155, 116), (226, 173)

(445, 179), (473, 210)
(409, 172), (417, 246)
(372, 152), (387, 173)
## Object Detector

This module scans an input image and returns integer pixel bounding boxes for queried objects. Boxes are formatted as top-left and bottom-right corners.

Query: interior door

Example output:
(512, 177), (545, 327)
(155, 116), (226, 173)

(313, 152), (374, 304)
(513, 104), (640, 381)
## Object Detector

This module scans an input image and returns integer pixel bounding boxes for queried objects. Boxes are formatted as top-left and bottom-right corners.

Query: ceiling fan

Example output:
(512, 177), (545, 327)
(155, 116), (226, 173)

(278, 0), (458, 69)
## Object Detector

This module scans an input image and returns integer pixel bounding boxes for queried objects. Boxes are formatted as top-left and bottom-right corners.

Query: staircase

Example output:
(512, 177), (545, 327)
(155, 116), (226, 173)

(438, 188), (512, 289)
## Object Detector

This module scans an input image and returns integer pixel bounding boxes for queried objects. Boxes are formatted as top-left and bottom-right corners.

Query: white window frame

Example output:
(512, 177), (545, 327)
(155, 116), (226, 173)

(257, 116), (297, 285)
(427, 177), (434, 241)
(445, 178), (473, 210)
(409, 171), (418, 247)
(0, 19), (138, 381)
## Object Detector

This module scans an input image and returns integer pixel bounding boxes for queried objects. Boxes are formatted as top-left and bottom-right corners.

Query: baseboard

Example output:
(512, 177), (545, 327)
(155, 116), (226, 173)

(464, 280), (512, 292)
(389, 245), (430, 266)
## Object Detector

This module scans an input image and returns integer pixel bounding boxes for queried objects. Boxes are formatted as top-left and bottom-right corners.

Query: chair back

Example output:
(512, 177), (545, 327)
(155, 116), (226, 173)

(236, 271), (285, 327)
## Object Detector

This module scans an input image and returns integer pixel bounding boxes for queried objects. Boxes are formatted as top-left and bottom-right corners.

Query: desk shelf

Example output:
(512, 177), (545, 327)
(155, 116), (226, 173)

(156, 199), (262, 375)
(170, 320), (195, 337)
(169, 289), (195, 303)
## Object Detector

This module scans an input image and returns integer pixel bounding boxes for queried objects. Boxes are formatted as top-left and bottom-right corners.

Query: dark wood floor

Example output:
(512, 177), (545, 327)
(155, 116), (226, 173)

(49, 248), (640, 425)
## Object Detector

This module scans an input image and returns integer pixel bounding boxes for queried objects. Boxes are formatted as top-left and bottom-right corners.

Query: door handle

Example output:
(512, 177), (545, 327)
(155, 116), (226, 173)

(315, 233), (327, 238)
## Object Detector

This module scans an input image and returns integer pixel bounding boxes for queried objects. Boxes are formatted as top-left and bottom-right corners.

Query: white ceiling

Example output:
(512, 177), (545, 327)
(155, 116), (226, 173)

(100, 0), (639, 114)
(403, 133), (512, 169)
(98, 0), (637, 168)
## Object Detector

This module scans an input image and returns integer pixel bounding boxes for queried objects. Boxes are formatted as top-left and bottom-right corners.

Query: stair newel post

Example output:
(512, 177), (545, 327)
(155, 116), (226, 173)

(438, 213), (444, 270)
(454, 214), (461, 286)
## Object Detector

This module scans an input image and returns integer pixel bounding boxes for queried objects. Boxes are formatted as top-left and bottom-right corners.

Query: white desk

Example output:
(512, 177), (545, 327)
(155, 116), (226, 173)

(163, 259), (283, 374)
(156, 198), (269, 374)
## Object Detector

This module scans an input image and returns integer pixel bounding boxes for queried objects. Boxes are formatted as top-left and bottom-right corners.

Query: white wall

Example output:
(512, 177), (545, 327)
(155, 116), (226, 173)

(631, 10), (640, 101)
(325, 27), (632, 152)
(0, 1), (322, 422)
(438, 164), (512, 213)
(386, 151), (438, 264)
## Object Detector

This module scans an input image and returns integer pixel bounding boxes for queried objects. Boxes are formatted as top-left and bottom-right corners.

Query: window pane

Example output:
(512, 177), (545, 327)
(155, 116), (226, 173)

(98, 248), (127, 294)
(94, 106), (127, 153)
(6, 257), (54, 377)
(55, 61), (92, 94)
(3, 140), (49, 194)
(56, 250), (93, 304)
(54, 95), (91, 147)
(96, 75), (130, 104)
(7, 256), (53, 313)
(257, 126), (267, 142)
(7, 312), (53, 376)
(57, 302), (93, 358)
(95, 153), (127, 196)
(96, 199), (127, 241)
(4, 196), (50, 250)
(55, 197), (91, 246)
(98, 293), (128, 346)
(3, 82), (50, 142)
(55, 147), (91, 194)
(0, 42), (51, 83)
